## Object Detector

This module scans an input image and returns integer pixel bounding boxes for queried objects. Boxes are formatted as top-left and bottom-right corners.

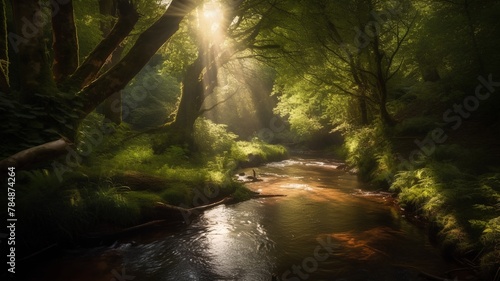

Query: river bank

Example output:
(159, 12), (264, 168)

(7, 134), (287, 277)
(341, 125), (500, 280)
(18, 157), (468, 281)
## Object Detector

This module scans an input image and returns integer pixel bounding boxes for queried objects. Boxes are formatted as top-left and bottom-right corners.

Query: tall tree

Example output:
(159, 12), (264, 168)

(155, 0), (281, 149)
(1, 0), (202, 169)
(269, 0), (415, 128)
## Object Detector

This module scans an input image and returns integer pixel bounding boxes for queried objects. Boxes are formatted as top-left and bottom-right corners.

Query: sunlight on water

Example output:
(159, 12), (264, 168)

(28, 157), (454, 281)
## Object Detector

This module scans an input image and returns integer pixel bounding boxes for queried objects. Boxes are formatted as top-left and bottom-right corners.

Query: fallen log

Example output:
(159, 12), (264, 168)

(86, 196), (234, 242)
(86, 194), (284, 242)
(0, 138), (72, 171)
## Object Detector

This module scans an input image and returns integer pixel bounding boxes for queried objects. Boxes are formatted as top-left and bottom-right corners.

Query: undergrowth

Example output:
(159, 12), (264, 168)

(13, 116), (288, 256)
(343, 123), (499, 278)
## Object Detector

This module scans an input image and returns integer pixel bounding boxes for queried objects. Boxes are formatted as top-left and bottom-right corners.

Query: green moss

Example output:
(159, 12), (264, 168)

(231, 184), (256, 202)
(160, 182), (193, 206)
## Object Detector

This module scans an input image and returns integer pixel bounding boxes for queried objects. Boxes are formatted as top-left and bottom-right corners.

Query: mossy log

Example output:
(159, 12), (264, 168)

(0, 138), (71, 172)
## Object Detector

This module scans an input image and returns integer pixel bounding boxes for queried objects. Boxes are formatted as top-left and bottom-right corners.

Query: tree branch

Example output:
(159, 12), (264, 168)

(199, 87), (240, 114)
(384, 15), (416, 79)
(78, 0), (202, 118)
(65, 0), (139, 89)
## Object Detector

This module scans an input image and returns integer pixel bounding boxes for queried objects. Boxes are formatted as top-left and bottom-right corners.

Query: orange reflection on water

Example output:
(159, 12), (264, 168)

(321, 227), (403, 261)
(247, 176), (357, 205)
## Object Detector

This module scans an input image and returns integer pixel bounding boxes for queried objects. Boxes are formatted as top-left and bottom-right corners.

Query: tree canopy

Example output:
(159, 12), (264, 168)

(1, 0), (499, 278)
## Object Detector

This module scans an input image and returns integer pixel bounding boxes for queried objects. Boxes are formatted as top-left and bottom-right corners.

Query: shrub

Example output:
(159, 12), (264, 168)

(344, 125), (392, 182)
(194, 118), (238, 156)
(394, 116), (439, 136)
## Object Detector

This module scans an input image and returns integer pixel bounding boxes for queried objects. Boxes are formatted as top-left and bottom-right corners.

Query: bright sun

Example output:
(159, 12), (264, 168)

(200, 1), (223, 34)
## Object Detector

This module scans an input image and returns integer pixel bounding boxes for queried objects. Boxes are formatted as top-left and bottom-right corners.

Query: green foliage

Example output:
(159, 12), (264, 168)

(192, 118), (288, 171)
(390, 167), (444, 214)
(160, 182), (193, 206)
(160, 17), (198, 79)
(231, 184), (256, 202)
(431, 145), (490, 175)
(344, 125), (393, 182)
(0, 92), (83, 157)
(81, 186), (141, 227)
(394, 116), (438, 136)
(391, 161), (500, 274)
(480, 216), (500, 275)
(122, 68), (180, 129)
(73, 0), (102, 61)
(14, 170), (141, 250)
(122, 191), (163, 210)
(232, 138), (288, 163)
(273, 79), (334, 142)
(194, 118), (238, 156)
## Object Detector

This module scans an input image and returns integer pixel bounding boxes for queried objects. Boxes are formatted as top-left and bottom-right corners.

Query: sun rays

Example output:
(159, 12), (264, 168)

(194, 0), (266, 137)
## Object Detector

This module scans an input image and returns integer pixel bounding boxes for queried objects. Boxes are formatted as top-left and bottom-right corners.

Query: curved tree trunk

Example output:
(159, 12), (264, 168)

(79, 0), (202, 118)
(65, 0), (139, 90)
(169, 51), (212, 146)
(99, 0), (125, 125)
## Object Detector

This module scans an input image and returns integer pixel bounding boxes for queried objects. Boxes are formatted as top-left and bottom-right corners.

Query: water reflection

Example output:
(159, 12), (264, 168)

(29, 157), (454, 281)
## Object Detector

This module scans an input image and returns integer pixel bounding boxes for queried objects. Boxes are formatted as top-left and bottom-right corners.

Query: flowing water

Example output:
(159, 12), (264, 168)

(27, 157), (456, 281)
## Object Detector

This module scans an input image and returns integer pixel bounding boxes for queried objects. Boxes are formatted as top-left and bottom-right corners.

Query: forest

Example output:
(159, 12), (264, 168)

(1, 0), (499, 280)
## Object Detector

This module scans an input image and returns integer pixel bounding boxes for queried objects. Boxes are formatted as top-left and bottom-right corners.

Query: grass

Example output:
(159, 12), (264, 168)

(232, 138), (289, 163)
(13, 116), (288, 256)
(343, 123), (499, 278)
(388, 157), (500, 278)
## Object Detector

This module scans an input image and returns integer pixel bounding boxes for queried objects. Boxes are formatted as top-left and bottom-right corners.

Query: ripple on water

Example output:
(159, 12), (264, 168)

(28, 157), (455, 281)
(279, 183), (312, 190)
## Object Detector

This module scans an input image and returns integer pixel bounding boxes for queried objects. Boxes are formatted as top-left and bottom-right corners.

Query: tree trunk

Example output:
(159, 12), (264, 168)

(372, 32), (395, 127)
(358, 92), (369, 125)
(51, 0), (79, 84)
(0, 0), (9, 93)
(164, 1), (243, 148)
(168, 53), (207, 146)
(11, 0), (54, 100)
(79, 0), (202, 118)
(379, 101), (395, 127)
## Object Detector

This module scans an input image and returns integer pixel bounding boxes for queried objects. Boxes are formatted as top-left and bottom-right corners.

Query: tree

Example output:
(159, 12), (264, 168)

(1, 0), (202, 169)
(152, 0), (284, 150)
(267, 0), (416, 130)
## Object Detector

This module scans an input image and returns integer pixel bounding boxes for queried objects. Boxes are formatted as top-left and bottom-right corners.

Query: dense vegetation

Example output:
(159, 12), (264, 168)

(265, 0), (500, 278)
(1, 0), (499, 279)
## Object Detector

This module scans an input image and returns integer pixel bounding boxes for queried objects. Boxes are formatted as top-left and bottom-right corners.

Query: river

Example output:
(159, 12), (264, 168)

(26, 156), (455, 281)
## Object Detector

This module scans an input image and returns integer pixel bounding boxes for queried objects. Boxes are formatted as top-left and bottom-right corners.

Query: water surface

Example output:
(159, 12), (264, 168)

(28, 157), (454, 281)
